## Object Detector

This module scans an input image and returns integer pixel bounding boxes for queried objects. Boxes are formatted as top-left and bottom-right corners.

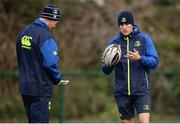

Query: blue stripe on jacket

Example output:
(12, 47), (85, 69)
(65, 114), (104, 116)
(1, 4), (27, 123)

(40, 38), (61, 84)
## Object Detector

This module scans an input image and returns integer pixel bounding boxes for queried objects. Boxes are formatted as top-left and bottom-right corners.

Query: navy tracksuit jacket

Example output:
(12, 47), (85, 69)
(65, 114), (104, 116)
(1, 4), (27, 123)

(16, 19), (61, 97)
(101, 25), (159, 96)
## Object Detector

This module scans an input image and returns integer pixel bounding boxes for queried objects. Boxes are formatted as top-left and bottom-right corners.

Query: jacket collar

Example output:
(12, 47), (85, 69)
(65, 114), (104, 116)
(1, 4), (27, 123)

(34, 19), (49, 30)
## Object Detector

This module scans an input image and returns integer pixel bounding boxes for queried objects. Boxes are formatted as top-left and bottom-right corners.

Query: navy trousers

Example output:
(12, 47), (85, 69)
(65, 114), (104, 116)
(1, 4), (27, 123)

(22, 95), (51, 123)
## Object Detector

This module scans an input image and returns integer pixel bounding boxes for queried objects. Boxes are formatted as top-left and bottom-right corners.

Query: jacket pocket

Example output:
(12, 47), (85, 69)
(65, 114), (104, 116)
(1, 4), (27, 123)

(145, 72), (149, 87)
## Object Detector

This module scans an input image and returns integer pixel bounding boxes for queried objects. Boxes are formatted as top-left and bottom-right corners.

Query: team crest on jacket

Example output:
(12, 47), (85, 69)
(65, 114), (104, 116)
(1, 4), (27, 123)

(21, 35), (32, 50)
(134, 41), (141, 47)
(53, 51), (58, 56)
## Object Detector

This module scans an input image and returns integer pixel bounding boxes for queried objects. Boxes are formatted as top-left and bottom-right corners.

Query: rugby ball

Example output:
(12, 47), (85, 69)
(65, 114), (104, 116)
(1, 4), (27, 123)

(103, 44), (121, 67)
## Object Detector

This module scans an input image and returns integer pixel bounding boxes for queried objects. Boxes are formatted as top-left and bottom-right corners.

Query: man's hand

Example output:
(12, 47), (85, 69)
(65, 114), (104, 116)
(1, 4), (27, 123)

(125, 48), (141, 61)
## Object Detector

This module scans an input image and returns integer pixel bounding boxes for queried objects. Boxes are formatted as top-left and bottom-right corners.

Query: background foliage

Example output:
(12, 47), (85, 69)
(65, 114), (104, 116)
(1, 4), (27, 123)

(0, 0), (180, 122)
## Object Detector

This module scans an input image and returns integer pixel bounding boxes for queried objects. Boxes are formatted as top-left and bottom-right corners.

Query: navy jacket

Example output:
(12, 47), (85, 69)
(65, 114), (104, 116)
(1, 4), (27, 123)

(101, 25), (159, 96)
(16, 19), (61, 97)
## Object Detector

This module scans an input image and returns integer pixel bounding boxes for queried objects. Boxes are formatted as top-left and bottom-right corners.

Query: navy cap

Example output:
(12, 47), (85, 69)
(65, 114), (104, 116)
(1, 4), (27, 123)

(40, 5), (61, 21)
(117, 11), (134, 26)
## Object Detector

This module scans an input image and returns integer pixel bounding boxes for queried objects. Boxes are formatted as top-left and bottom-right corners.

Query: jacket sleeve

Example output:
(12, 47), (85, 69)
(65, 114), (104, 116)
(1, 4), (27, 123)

(40, 38), (61, 84)
(140, 35), (159, 69)
(101, 64), (114, 75)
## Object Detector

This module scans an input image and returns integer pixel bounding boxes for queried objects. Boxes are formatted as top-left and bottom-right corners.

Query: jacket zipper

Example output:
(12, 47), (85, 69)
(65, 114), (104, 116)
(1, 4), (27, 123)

(126, 37), (131, 95)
